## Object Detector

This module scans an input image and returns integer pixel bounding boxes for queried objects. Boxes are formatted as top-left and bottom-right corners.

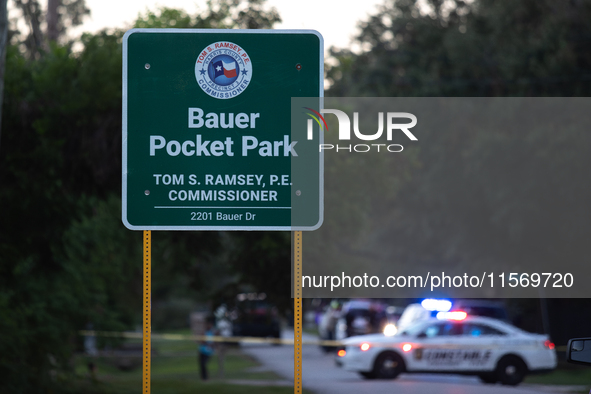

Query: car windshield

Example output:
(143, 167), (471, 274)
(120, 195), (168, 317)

(398, 320), (430, 336)
(461, 305), (508, 320)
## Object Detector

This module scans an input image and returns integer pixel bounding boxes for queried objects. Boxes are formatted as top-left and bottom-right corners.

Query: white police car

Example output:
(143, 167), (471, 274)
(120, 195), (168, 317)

(336, 311), (556, 385)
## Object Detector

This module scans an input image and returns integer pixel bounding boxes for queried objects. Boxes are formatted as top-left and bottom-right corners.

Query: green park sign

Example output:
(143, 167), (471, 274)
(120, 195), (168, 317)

(122, 29), (323, 231)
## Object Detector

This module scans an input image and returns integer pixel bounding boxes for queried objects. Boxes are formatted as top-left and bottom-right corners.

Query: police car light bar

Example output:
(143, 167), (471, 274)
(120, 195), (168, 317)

(421, 298), (453, 312)
(436, 311), (468, 321)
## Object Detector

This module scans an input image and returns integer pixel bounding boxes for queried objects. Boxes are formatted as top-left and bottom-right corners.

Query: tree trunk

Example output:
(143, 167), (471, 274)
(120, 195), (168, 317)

(14, 0), (44, 56)
(0, 0), (8, 150)
(47, 0), (59, 42)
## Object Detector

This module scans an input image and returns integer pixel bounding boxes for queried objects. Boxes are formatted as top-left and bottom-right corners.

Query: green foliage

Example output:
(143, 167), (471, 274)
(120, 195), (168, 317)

(224, 232), (292, 311)
(0, 2), (285, 391)
(133, 0), (281, 30)
(0, 36), (129, 381)
(328, 0), (591, 96)
(324, 0), (591, 291)
(60, 196), (142, 331)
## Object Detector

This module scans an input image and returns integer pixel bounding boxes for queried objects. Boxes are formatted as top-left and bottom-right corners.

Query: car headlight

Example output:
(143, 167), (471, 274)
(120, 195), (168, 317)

(383, 323), (397, 336)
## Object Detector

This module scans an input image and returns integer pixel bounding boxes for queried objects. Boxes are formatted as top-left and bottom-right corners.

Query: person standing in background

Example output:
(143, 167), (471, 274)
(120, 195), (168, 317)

(214, 304), (232, 378)
(198, 320), (215, 381)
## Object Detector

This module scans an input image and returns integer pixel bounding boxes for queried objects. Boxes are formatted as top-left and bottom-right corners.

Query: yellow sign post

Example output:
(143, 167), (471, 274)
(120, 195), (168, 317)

(143, 231), (151, 394)
(141, 230), (304, 394)
(294, 231), (303, 393)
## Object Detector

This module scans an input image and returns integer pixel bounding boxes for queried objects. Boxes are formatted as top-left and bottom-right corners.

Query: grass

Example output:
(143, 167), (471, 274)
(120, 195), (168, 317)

(302, 327), (319, 337)
(69, 329), (313, 394)
(69, 333), (591, 394)
(524, 360), (591, 392)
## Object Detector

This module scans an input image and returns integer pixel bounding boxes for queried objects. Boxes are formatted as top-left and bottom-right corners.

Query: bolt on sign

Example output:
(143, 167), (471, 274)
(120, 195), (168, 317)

(122, 29), (323, 230)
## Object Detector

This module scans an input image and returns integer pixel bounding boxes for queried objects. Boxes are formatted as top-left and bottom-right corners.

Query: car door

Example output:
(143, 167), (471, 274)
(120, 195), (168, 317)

(462, 322), (507, 371)
(406, 321), (464, 372)
(449, 322), (507, 372)
(410, 321), (505, 373)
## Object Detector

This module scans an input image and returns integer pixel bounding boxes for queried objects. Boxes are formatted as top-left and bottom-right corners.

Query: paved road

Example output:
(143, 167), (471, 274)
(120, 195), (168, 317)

(241, 330), (569, 394)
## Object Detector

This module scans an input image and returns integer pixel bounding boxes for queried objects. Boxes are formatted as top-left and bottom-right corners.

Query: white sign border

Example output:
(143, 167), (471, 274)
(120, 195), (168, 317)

(122, 28), (324, 231)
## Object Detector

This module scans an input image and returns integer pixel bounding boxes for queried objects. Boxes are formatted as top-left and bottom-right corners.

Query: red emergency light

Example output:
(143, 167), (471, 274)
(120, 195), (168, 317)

(544, 340), (555, 350)
(437, 310), (468, 321)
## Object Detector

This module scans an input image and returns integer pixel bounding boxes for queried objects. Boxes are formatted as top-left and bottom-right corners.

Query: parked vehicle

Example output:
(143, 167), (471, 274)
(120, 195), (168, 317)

(335, 300), (389, 340)
(230, 293), (281, 339)
(337, 313), (556, 386)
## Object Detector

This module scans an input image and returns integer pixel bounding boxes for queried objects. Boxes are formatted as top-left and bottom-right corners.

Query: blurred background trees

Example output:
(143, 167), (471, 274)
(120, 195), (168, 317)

(0, 1), (283, 392)
(324, 0), (591, 344)
(1, 0), (591, 392)
(327, 0), (591, 97)
(11, 0), (90, 56)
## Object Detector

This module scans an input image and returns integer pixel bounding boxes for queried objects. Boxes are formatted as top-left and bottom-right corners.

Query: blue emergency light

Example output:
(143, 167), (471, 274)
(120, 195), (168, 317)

(421, 298), (452, 312)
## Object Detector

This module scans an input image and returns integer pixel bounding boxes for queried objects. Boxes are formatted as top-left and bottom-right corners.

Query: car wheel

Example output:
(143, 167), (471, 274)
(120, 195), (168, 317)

(478, 373), (497, 384)
(496, 356), (527, 386)
(359, 371), (376, 379)
(372, 351), (404, 380)
(321, 345), (336, 353)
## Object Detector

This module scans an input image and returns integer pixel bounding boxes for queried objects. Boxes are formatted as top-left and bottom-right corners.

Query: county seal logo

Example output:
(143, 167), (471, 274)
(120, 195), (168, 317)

(195, 41), (252, 99)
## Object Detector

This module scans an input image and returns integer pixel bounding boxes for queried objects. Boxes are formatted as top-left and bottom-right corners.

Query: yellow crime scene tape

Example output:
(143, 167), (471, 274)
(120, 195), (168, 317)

(78, 330), (343, 347)
(77, 330), (568, 351)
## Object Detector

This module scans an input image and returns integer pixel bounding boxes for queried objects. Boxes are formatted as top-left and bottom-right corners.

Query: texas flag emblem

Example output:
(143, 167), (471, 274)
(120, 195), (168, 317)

(213, 60), (238, 79)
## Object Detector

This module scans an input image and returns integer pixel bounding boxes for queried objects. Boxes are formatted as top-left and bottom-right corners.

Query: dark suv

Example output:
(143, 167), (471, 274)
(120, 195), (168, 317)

(231, 294), (281, 339)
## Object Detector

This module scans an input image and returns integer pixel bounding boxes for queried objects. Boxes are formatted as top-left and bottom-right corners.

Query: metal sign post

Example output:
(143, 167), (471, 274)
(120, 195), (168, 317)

(122, 29), (323, 394)
(294, 231), (303, 393)
(143, 230), (151, 394)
